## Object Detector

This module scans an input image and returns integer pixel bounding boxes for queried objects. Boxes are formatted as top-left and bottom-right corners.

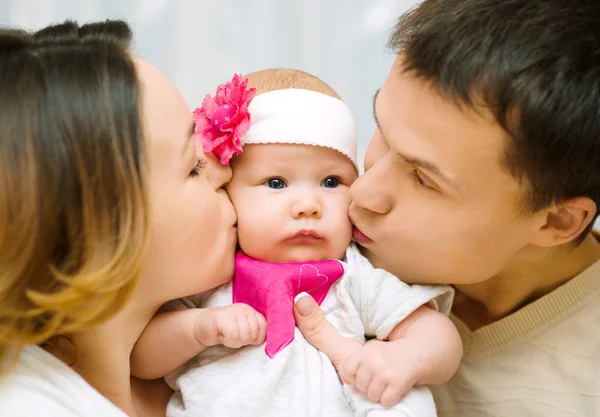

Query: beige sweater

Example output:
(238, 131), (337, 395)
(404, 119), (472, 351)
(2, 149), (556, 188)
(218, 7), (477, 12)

(432, 257), (600, 417)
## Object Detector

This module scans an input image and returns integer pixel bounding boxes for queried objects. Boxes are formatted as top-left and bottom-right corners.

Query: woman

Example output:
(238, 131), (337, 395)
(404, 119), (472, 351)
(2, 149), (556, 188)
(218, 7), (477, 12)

(0, 20), (237, 416)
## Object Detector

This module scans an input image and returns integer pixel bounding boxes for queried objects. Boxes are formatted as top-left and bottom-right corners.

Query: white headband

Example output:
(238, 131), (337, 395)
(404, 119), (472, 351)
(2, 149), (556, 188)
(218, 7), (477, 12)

(243, 88), (358, 170)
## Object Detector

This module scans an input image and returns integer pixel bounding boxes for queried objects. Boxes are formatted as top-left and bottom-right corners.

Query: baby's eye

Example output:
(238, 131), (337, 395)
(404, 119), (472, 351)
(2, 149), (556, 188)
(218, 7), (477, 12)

(322, 176), (340, 188)
(265, 178), (287, 189)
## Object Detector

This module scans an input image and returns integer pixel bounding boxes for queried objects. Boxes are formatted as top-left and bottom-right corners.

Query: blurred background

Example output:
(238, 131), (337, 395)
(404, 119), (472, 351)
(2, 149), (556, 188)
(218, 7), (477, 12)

(0, 0), (421, 167)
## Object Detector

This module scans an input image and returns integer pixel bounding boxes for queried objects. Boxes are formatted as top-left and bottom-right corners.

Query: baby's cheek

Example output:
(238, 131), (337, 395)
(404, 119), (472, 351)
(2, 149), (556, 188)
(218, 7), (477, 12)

(236, 217), (277, 256)
(331, 220), (353, 260)
(236, 222), (259, 253)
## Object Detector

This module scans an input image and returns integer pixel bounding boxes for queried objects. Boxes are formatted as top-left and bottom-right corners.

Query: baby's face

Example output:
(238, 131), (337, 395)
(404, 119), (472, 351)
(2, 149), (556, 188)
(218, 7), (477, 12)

(227, 143), (358, 263)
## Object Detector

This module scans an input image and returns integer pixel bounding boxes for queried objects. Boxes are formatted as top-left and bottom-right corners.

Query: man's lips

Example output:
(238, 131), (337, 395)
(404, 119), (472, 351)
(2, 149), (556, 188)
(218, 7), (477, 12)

(349, 212), (373, 244)
(352, 226), (373, 244)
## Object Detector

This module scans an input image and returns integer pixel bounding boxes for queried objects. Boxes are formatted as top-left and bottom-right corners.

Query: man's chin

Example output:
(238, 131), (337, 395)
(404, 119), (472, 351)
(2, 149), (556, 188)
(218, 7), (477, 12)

(357, 244), (379, 267)
(358, 246), (403, 279)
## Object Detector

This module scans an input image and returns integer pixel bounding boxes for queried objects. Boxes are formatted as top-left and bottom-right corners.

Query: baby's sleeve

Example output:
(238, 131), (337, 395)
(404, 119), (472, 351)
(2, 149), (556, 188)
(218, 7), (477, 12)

(344, 244), (454, 340)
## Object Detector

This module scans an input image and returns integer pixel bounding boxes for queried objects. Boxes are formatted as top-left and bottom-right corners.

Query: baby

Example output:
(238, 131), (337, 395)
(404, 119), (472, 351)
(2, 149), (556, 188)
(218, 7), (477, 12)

(131, 69), (461, 417)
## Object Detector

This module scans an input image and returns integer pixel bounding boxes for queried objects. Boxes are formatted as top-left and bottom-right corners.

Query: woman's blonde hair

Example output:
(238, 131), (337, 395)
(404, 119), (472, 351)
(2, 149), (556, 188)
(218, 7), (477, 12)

(0, 20), (149, 371)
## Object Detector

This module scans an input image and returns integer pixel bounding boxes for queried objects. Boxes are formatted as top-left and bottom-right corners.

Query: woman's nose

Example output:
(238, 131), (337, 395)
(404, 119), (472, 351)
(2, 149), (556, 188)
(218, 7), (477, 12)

(204, 151), (233, 189)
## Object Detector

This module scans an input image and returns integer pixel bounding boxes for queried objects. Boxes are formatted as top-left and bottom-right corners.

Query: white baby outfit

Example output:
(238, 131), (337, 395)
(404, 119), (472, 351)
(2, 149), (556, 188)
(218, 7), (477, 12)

(164, 244), (453, 417)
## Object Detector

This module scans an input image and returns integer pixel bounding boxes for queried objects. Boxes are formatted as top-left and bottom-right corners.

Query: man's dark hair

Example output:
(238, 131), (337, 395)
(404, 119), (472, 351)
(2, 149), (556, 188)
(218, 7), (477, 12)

(389, 0), (600, 241)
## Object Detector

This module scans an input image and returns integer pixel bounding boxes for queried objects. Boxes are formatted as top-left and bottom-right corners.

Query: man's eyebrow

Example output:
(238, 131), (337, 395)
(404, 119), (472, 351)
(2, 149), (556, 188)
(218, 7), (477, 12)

(405, 156), (443, 179)
(372, 88), (381, 130)
(182, 120), (196, 157)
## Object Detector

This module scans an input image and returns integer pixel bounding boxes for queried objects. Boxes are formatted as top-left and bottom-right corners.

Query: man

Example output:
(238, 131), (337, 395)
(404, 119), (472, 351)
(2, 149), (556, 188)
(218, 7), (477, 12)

(294, 0), (600, 416)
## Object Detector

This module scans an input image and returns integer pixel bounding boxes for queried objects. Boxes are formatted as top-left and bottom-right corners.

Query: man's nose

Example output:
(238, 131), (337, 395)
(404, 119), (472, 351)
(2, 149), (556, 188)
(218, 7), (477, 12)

(350, 156), (393, 215)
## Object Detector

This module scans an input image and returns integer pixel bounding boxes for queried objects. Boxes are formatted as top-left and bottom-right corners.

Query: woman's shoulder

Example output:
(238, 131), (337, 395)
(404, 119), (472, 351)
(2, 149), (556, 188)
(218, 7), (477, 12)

(0, 385), (79, 417)
(0, 346), (126, 417)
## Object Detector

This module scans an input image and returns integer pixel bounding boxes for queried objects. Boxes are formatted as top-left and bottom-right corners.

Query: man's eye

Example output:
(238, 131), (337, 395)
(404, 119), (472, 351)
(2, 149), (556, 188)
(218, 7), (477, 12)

(265, 178), (286, 189)
(411, 170), (435, 191)
(322, 176), (340, 188)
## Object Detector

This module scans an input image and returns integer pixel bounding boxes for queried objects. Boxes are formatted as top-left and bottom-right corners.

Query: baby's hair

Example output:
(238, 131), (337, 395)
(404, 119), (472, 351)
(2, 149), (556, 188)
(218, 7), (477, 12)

(244, 68), (341, 99)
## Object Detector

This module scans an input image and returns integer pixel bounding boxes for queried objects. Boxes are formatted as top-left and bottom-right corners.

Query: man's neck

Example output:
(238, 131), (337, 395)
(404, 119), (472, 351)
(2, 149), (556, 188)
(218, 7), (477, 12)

(453, 232), (600, 330)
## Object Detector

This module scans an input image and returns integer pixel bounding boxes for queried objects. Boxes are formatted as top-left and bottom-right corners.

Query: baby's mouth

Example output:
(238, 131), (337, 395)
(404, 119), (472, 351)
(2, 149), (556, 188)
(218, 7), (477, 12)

(284, 229), (325, 245)
(289, 229), (322, 239)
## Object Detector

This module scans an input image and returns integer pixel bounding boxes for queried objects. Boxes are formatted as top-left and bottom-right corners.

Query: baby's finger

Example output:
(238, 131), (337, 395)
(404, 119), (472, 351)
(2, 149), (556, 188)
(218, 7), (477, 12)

(340, 351), (360, 385)
(253, 311), (267, 345)
(243, 310), (259, 344)
(232, 313), (250, 347)
(366, 377), (387, 404)
(380, 383), (406, 408)
(354, 366), (374, 394)
(217, 315), (240, 347)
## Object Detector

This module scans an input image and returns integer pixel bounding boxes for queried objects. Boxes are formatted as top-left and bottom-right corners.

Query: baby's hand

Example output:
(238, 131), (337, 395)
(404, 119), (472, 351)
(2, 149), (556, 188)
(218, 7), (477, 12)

(340, 339), (419, 407)
(193, 304), (267, 349)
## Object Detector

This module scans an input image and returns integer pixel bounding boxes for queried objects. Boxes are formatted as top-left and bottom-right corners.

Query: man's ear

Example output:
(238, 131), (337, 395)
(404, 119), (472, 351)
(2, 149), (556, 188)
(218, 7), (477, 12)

(531, 197), (597, 247)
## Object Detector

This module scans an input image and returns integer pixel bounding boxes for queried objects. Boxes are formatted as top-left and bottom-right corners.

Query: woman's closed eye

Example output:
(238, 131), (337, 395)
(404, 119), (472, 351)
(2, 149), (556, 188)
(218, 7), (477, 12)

(264, 177), (287, 189)
(189, 158), (207, 177)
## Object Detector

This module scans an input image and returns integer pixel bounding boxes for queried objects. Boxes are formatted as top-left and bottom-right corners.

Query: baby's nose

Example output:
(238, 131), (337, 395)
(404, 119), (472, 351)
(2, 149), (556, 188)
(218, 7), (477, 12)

(292, 195), (322, 219)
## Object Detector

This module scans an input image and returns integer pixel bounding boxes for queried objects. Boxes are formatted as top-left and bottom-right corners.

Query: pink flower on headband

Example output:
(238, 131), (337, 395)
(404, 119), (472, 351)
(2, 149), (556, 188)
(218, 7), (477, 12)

(193, 74), (256, 165)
